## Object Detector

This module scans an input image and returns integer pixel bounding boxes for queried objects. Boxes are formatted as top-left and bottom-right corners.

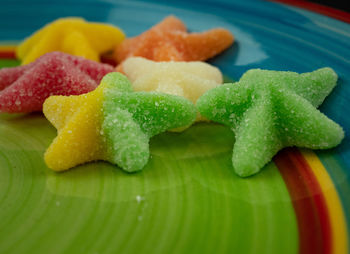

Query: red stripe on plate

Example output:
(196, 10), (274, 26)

(0, 50), (16, 59)
(270, 0), (350, 23)
(275, 148), (332, 254)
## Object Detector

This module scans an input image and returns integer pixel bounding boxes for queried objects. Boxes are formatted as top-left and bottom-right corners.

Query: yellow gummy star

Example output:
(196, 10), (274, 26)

(43, 81), (106, 171)
(17, 17), (125, 65)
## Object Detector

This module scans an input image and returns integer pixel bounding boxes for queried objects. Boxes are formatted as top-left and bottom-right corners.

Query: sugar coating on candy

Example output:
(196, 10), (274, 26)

(240, 68), (338, 107)
(114, 15), (234, 64)
(121, 57), (223, 110)
(0, 52), (114, 113)
(43, 72), (196, 172)
(17, 17), (125, 65)
(197, 67), (344, 177)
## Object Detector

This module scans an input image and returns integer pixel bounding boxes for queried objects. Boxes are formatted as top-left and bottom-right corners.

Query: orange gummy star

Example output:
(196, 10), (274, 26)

(114, 16), (234, 65)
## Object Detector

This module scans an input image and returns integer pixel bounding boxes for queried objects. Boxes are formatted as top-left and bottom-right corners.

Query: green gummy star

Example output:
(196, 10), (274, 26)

(196, 67), (344, 177)
(101, 73), (197, 172)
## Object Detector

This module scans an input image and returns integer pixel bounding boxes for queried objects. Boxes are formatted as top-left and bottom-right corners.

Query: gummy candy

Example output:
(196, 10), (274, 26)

(43, 72), (196, 172)
(0, 52), (114, 113)
(17, 17), (125, 65)
(121, 57), (223, 109)
(196, 67), (344, 177)
(114, 15), (234, 64)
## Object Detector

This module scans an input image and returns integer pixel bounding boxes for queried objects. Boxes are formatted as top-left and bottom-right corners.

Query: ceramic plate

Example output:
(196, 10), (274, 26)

(0, 0), (349, 253)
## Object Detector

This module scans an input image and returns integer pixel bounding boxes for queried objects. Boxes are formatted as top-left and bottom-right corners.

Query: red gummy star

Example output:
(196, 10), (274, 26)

(0, 52), (114, 113)
(114, 16), (234, 65)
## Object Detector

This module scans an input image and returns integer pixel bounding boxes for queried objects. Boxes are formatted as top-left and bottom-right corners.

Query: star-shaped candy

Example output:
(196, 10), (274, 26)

(43, 72), (196, 172)
(197, 67), (344, 177)
(17, 17), (125, 65)
(114, 15), (234, 64)
(121, 57), (222, 121)
(0, 52), (114, 113)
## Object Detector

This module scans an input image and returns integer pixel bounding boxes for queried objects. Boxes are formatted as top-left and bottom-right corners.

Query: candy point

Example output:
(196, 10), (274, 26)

(100, 72), (133, 93)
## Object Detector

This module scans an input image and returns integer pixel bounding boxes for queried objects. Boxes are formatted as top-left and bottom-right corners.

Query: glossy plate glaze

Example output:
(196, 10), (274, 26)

(0, 1), (349, 253)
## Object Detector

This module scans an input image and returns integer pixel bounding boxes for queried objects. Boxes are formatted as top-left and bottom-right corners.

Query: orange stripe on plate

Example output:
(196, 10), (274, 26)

(0, 45), (17, 50)
(301, 149), (348, 254)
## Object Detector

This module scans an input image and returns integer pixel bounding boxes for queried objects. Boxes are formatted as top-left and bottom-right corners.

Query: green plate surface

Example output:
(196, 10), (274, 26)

(0, 111), (297, 253)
